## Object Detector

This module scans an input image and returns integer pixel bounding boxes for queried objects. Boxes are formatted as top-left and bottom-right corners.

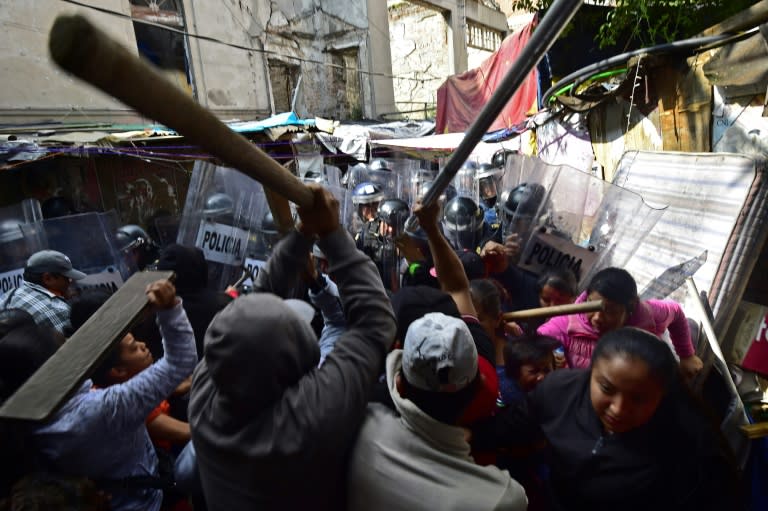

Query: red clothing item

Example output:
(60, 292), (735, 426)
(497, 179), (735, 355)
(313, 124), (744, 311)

(459, 357), (499, 426)
(146, 399), (172, 452)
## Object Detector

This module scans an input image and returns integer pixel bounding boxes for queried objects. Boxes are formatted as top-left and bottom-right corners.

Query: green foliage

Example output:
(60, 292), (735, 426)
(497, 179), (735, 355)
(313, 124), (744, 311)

(513, 0), (757, 48)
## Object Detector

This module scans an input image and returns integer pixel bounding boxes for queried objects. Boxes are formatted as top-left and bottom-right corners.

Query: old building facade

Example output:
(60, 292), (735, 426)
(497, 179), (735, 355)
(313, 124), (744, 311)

(387, 0), (508, 119)
(0, 0), (396, 124)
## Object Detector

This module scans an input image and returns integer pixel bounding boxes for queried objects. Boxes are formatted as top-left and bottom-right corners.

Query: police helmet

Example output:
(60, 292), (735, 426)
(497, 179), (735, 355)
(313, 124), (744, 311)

(475, 162), (501, 181)
(116, 224), (159, 270)
(376, 198), (410, 235)
(0, 219), (24, 243)
(41, 196), (76, 219)
(261, 210), (278, 235)
(303, 170), (325, 183)
(502, 183), (546, 220)
(351, 182), (385, 205)
(418, 180), (457, 203)
(203, 193), (234, 216)
(492, 149), (516, 169)
(260, 210), (281, 249)
(368, 159), (391, 172)
(442, 196), (484, 251)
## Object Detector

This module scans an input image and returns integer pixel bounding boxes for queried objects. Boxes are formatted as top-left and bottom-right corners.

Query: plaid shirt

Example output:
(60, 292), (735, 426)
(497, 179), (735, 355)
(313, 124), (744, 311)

(2, 280), (71, 333)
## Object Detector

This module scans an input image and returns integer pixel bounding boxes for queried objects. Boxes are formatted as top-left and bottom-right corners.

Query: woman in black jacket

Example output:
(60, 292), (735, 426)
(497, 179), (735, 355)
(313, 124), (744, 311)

(528, 327), (741, 511)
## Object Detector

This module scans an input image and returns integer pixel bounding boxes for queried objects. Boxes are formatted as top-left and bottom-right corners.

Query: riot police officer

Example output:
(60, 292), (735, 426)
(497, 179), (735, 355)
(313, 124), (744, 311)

(116, 224), (160, 271)
(351, 181), (386, 263)
(375, 198), (409, 291)
(441, 196), (486, 252)
(475, 162), (503, 239)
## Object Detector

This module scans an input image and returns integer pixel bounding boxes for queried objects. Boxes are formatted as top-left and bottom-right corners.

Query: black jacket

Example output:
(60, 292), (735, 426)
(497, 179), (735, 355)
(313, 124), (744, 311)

(528, 369), (740, 511)
(189, 227), (396, 511)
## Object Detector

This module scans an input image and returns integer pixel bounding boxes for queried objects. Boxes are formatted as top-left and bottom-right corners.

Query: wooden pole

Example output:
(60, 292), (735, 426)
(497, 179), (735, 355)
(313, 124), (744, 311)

(503, 299), (603, 321)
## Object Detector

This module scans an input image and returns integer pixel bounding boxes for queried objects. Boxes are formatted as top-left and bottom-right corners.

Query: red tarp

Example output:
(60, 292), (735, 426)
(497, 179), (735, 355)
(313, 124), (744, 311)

(436, 21), (538, 134)
(742, 312), (768, 377)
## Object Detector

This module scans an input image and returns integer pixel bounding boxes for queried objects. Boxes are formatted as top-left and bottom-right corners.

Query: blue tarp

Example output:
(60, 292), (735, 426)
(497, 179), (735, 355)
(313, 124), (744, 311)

(227, 111), (316, 133)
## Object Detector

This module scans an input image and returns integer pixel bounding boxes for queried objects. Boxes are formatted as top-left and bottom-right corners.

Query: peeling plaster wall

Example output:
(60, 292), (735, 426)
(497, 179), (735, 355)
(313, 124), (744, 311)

(388, 2), (449, 116)
(183, 0), (270, 118)
(0, 0), (391, 124)
(0, 0), (140, 123)
(387, 0), (506, 119)
(264, 0), (378, 119)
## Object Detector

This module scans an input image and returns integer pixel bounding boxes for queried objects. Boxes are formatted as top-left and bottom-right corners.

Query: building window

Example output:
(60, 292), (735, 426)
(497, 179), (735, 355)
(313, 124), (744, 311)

(466, 22), (502, 51)
(329, 47), (362, 120)
(129, 0), (193, 95)
(268, 60), (300, 114)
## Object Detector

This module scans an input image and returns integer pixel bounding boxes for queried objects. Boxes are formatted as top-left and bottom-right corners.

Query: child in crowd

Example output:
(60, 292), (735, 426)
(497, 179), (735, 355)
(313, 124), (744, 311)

(501, 335), (557, 407)
(0, 280), (196, 511)
(537, 267), (578, 308)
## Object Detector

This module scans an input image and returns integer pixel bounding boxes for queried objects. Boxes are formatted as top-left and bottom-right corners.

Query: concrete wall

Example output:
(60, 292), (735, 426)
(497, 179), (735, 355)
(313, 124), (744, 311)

(0, 0), (140, 124)
(389, 2), (450, 117)
(183, 0), (270, 119)
(262, 0), (394, 119)
(388, 0), (507, 118)
(0, 0), (395, 125)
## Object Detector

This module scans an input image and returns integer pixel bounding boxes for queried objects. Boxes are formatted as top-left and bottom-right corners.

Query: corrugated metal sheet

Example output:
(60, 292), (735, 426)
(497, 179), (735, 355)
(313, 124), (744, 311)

(613, 151), (768, 338)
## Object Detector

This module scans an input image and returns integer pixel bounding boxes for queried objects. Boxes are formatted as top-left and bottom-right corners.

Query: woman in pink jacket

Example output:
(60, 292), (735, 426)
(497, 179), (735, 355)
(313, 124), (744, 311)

(537, 267), (704, 381)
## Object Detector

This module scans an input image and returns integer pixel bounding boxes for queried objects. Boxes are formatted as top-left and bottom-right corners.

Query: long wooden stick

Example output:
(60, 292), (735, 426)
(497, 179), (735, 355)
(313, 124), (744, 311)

(48, 15), (314, 210)
(503, 300), (603, 321)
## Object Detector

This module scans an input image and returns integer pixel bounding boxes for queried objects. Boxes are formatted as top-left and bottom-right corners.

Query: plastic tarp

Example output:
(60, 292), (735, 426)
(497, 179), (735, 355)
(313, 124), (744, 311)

(370, 132), (520, 164)
(435, 20), (538, 134)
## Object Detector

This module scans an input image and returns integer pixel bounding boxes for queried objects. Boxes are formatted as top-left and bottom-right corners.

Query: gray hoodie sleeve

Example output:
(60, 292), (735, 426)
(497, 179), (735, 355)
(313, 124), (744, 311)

(275, 225), (396, 453)
(253, 230), (313, 298)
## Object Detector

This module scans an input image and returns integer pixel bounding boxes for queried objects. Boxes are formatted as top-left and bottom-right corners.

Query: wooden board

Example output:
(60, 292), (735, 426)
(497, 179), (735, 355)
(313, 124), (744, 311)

(0, 270), (173, 422)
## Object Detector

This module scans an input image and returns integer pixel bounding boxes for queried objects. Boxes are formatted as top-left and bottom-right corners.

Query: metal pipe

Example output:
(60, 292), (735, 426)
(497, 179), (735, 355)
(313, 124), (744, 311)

(412, 0), (584, 224)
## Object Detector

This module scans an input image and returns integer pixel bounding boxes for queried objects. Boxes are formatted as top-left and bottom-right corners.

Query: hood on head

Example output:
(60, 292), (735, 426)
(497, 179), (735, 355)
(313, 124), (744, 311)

(156, 244), (208, 292)
(203, 293), (320, 413)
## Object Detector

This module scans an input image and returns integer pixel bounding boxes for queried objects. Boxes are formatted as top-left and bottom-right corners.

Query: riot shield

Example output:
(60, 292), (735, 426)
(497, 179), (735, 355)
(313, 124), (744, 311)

(177, 161), (269, 291)
(503, 155), (666, 286)
(451, 159), (480, 203)
(238, 184), (353, 294)
(499, 154), (560, 246)
(324, 165), (342, 188)
(40, 210), (127, 295)
(409, 168), (438, 207)
(0, 199), (45, 295)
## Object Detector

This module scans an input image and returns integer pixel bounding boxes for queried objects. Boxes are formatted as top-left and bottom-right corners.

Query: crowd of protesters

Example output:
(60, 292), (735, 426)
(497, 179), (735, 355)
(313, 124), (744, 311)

(0, 179), (741, 511)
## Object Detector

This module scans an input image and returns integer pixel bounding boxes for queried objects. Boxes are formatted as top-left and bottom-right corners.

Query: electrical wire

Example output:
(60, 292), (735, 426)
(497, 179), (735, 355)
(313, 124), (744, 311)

(541, 27), (760, 105)
(58, 0), (427, 84)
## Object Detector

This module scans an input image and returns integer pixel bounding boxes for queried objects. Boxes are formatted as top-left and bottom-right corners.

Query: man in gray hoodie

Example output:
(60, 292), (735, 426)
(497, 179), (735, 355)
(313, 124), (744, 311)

(188, 185), (396, 510)
(347, 311), (528, 511)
